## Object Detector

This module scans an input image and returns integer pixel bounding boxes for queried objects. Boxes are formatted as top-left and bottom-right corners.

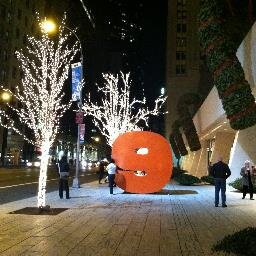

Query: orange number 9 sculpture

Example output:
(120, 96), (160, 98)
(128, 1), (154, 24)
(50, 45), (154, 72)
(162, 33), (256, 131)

(112, 131), (172, 193)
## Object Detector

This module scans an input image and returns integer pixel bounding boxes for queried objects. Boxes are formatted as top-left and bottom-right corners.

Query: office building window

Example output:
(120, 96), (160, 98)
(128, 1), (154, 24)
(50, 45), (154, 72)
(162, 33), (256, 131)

(23, 35), (26, 45)
(176, 51), (186, 60)
(5, 31), (9, 42)
(177, 0), (186, 6)
(177, 10), (187, 19)
(12, 67), (17, 78)
(176, 37), (186, 47)
(7, 11), (11, 24)
(31, 24), (34, 33)
(1, 70), (7, 81)
(176, 64), (186, 75)
(177, 23), (187, 33)
(3, 50), (7, 61)
(18, 9), (22, 20)
(13, 47), (18, 58)
(16, 28), (20, 39)
(1, 6), (6, 19)
(25, 16), (28, 27)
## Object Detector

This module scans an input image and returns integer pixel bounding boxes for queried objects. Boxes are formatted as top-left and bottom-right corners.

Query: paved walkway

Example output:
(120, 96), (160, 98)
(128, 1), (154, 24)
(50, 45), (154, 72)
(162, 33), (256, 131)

(0, 180), (255, 256)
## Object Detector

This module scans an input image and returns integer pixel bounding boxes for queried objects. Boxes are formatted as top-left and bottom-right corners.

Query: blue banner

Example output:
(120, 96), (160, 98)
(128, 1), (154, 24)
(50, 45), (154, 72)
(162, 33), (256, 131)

(71, 62), (82, 101)
(79, 124), (85, 143)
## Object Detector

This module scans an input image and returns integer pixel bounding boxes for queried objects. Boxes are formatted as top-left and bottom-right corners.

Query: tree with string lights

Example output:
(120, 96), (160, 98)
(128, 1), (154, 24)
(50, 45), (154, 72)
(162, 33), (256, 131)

(0, 19), (79, 208)
(82, 72), (167, 146)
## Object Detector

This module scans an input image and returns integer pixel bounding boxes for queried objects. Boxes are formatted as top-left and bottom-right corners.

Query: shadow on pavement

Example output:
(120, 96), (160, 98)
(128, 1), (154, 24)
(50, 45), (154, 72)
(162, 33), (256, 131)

(122, 189), (198, 195)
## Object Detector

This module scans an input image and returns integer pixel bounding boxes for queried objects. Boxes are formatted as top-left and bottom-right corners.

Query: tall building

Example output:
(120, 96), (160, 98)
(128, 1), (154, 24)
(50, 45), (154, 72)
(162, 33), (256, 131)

(165, 0), (212, 138)
(0, 0), (45, 163)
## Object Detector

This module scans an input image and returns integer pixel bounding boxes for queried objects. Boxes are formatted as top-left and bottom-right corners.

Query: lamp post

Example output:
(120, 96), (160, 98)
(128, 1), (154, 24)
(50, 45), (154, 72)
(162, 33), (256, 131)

(0, 91), (12, 166)
(41, 19), (83, 188)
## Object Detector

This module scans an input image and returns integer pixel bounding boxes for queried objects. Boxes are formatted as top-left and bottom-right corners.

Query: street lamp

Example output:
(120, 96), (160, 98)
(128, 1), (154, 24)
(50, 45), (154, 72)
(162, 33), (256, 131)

(40, 19), (57, 34)
(41, 18), (83, 188)
(0, 91), (12, 166)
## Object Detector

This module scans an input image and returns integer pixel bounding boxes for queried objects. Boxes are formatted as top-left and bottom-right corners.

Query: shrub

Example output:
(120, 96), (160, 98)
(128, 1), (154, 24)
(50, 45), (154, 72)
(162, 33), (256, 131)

(201, 175), (214, 185)
(212, 227), (256, 256)
(174, 174), (201, 185)
(229, 178), (243, 191)
(171, 167), (187, 179)
(229, 178), (256, 192)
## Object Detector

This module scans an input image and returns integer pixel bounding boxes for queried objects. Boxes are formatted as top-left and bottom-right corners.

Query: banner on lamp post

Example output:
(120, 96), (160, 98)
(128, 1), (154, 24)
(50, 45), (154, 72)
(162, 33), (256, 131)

(75, 112), (83, 124)
(71, 62), (82, 101)
(79, 124), (85, 143)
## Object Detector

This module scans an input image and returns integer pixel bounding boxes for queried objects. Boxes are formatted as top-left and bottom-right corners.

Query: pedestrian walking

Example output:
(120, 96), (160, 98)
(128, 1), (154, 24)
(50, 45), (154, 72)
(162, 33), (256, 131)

(106, 158), (117, 194)
(241, 160), (254, 200)
(98, 160), (105, 184)
(57, 155), (70, 199)
(210, 156), (231, 207)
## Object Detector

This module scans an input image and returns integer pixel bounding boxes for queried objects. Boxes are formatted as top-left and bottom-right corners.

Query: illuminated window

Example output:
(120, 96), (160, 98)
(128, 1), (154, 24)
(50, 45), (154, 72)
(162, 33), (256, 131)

(176, 37), (186, 47)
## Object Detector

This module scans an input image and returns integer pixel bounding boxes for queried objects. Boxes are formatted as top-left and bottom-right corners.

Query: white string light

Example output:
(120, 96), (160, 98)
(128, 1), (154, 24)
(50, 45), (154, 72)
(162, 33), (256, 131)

(82, 72), (167, 146)
(0, 18), (79, 208)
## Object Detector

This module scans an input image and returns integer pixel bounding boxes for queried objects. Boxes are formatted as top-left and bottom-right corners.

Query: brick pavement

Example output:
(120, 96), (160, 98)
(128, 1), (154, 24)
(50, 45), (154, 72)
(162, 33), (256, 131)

(0, 180), (255, 256)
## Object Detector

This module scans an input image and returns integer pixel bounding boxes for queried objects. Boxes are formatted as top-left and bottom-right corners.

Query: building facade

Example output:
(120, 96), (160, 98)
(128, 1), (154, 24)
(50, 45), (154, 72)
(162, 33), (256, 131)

(181, 21), (256, 182)
(165, 0), (212, 138)
(0, 0), (45, 164)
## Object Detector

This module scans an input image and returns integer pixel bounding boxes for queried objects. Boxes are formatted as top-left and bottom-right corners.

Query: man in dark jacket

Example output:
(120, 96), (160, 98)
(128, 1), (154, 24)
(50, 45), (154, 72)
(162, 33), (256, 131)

(57, 155), (70, 199)
(211, 156), (231, 207)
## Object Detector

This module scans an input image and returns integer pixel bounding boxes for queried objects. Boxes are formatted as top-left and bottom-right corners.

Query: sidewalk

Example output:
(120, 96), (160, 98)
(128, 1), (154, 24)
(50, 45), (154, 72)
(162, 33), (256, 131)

(0, 180), (255, 256)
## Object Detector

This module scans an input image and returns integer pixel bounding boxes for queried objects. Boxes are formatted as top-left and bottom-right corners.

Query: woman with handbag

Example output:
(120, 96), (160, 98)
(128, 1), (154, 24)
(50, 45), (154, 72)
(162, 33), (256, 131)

(241, 160), (254, 200)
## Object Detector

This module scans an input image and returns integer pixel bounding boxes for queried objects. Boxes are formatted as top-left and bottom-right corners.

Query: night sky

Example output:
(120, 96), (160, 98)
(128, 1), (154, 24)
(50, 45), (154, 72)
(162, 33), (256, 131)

(60, 0), (167, 139)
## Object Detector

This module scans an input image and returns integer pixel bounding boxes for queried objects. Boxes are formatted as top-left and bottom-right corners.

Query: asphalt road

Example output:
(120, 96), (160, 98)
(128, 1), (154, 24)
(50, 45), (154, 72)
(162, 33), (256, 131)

(0, 166), (99, 204)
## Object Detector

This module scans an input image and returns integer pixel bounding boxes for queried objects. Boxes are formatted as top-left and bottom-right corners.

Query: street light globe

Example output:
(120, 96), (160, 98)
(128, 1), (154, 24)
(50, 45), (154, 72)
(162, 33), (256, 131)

(1, 91), (11, 102)
(94, 137), (100, 142)
(41, 19), (57, 34)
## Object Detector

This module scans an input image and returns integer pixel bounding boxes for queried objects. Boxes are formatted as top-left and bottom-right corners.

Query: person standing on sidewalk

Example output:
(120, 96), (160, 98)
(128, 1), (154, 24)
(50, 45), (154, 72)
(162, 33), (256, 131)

(98, 160), (105, 184)
(106, 158), (117, 194)
(241, 160), (254, 200)
(57, 155), (70, 199)
(211, 156), (231, 207)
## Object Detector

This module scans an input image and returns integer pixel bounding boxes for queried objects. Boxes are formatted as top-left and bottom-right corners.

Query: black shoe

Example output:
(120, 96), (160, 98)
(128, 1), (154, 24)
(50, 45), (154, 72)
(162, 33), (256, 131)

(215, 204), (218, 207)
(60, 197), (63, 199)
(250, 198), (254, 200)
(242, 197), (245, 199)
(222, 204), (227, 207)
(66, 197), (70, 199)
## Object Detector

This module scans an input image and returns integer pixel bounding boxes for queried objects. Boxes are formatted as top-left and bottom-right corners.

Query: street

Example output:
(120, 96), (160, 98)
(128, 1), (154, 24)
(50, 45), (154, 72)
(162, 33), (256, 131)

(0, 166), (98, 204)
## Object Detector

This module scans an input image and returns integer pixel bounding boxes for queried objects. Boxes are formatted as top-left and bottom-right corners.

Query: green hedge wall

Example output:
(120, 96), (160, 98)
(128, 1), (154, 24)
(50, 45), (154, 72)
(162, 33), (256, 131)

(198, 0), (256, 130)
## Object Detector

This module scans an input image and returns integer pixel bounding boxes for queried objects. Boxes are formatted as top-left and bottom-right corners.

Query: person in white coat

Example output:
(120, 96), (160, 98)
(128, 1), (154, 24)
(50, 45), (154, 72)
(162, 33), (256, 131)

(106, 158), (117, 194)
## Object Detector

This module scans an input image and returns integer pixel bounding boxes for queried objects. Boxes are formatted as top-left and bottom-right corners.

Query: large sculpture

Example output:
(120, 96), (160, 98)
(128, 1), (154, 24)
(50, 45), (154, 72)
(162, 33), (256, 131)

(112, 131), (172, 193)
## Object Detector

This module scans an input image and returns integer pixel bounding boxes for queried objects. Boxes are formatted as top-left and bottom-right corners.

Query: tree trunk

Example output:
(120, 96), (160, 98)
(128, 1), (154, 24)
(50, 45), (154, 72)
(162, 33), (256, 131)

(37, 143), (50, 208)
